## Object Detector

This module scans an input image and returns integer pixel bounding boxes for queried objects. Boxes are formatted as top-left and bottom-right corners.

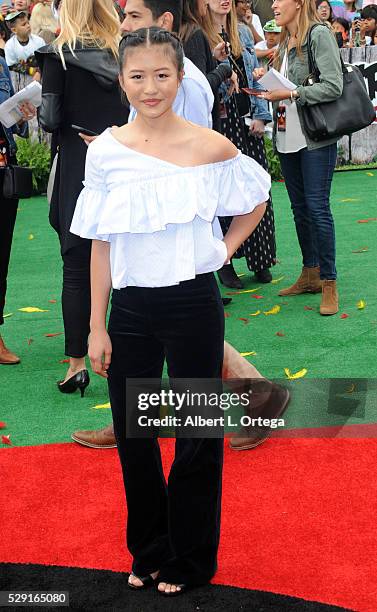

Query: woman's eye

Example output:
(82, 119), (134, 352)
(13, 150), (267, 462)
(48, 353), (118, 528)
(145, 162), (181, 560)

(131, 75), (142, 80)
(158, 73), (168, 79)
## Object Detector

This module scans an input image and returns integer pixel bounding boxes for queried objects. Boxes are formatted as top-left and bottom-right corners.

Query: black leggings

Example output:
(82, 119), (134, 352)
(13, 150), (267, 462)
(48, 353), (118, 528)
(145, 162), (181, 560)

(107, 273), (224, 586)
(61, 241), (91, 357)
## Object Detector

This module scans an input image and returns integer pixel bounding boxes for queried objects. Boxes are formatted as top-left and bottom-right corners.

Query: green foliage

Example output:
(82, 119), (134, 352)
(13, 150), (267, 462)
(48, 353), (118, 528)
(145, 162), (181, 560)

(264, 136), (283, 181)
(15, 137), (51, 193)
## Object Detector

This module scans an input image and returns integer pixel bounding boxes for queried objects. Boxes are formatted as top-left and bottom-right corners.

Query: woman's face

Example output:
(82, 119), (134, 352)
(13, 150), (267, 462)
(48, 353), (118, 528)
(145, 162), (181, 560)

(272, 0), (301, 28)
(317, 1), (330, 21)
(197, 0), (209, 18)
(208, 0), (232, 18)
(119, 45), (183, 119)
(332, 21), (346, 34)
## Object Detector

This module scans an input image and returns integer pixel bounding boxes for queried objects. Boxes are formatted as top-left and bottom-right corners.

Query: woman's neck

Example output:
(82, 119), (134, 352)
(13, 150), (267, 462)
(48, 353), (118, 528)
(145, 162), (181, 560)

(133, 110), (182, 143)
(211, 12), (227, 31)
(286, 18), (299, 38)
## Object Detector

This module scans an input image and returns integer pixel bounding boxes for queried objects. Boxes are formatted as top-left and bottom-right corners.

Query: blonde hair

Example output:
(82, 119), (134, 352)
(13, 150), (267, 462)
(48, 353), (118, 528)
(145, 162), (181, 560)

(274, 0), (320, 69)
(54, 0), (120, 67)
(200, 2), (243, 58)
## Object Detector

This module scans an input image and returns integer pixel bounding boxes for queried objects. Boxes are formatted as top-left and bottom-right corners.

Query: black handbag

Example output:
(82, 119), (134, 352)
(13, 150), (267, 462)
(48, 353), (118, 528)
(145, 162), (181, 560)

(2, 165), (33, 199)
(300, 25), (375, 141)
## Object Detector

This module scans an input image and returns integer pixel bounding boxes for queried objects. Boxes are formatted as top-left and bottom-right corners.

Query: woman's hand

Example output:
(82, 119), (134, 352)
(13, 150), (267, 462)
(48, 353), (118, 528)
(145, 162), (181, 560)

(88, 329), (112, 378)
(255, 88), (292, 102)
(252, 67), (265, 80)
(17, 102), (37, 124)
(227, 71), (239, 96)
(212, 41), (230, 61)
(249, 119), (265, 138)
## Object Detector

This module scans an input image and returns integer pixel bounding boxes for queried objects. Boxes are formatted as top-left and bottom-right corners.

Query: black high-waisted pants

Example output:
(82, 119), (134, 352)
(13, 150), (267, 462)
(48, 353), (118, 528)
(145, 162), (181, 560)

(107, 273), (224, 586)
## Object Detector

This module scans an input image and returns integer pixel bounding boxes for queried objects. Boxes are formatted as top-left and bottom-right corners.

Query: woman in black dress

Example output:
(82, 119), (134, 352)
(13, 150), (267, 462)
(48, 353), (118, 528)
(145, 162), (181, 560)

(36, 0), (128, 395)
(203, 0), (277, 288)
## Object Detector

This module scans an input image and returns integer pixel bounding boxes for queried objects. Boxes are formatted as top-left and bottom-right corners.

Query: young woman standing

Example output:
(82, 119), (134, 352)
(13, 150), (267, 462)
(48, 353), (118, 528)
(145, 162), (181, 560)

(71, 28), (270, 595)
(203, 0), (277, 288)
(258, 0), (343, 314)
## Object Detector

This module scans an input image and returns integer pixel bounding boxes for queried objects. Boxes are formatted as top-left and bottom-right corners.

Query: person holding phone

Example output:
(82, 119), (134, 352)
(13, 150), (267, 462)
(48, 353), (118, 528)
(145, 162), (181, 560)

(201, 0), (276, 289)
(35, 0), (127, 395)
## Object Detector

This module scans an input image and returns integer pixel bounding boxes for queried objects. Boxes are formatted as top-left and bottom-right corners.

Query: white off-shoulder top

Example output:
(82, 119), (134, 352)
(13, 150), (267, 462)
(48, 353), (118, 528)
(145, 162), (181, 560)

(70, 129), (271, 289)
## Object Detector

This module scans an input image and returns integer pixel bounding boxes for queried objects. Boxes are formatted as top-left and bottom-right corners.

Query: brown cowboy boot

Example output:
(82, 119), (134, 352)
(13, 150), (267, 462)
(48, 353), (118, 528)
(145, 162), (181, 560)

(320, 280), (339, 315)
(278, 266), (322, 296)
(71, 423), (116, 448)
(0, 336), (20, 365)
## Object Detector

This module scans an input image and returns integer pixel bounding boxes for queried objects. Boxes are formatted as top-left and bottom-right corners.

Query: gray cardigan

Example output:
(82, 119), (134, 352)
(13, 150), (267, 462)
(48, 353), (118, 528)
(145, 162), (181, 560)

(273, 24), (343, 151)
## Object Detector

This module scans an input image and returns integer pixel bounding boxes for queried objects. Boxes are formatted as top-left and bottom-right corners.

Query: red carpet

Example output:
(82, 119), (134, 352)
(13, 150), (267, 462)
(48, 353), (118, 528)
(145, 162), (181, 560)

(1, 439), (376, 612)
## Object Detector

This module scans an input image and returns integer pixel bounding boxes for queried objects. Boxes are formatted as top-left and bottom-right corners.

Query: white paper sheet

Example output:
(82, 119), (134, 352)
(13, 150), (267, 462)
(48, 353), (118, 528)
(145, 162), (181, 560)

(0, 81), (42, 128)
(258, 68), (297, 92)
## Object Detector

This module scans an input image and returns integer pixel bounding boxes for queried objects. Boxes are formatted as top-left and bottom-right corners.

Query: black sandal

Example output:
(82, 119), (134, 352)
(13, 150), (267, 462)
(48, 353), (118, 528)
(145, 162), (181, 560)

(128, 573), (157, 590)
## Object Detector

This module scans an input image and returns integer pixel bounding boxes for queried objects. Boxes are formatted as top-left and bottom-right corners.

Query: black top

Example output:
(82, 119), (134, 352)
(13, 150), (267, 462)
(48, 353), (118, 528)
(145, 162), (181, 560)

(183, 28), (232, 132)
(36, 46), (128, 254)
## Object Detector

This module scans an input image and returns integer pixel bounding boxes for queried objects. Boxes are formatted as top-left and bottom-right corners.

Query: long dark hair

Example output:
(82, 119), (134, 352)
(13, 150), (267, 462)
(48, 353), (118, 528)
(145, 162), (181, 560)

(179, 0), (201, 43)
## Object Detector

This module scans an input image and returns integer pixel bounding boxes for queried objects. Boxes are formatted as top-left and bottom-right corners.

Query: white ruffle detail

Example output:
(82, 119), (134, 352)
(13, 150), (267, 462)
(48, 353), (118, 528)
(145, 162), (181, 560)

(70, 186), (109, 241)
(73, 152), (271, 238)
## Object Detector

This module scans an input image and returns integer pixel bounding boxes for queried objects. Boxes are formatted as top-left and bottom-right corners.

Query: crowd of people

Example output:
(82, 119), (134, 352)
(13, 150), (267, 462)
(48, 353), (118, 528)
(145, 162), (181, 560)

(0, 0), (371, 598)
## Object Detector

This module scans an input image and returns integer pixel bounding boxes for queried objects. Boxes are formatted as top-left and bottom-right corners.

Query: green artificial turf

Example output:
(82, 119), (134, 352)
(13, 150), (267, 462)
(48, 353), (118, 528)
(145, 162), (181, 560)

(0, 171), (376, 447)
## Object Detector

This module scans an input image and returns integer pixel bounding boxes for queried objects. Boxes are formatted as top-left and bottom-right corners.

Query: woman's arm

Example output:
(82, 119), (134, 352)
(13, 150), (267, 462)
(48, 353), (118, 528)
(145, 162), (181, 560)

(37, 53), (65, 132)
(88, 240), (112, 378)
(296, 25), (343, 105)
(223, 204), (267, 260)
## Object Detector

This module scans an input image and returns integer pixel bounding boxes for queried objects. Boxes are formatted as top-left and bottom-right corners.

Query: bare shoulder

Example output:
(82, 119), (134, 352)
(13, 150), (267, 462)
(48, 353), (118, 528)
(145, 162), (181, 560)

(191, 126), (238, 164)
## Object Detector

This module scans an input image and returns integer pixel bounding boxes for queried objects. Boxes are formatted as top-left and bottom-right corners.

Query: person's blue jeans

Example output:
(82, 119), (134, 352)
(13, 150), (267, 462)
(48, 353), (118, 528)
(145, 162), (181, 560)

(278, 144), (337, 280)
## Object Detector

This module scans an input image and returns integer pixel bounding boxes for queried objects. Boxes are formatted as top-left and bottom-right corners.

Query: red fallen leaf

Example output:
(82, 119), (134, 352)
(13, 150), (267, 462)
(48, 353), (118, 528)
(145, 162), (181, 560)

(27, 338), (33, 345)
(238, 317), (249, 324)
(276, 331), (285, 337)
(45, 332), (63, 338)
(48, 299), (57, 303)
(59, 359), (70, 364)
(0, 422), (6, 429)
(1, 435), (11, 445)
(340, 313), (349, 319)
(250, 295), (264, 299)
(304, 305), (314, 311)
(224, 312), (231, 318)
(357, 218), (377, 223)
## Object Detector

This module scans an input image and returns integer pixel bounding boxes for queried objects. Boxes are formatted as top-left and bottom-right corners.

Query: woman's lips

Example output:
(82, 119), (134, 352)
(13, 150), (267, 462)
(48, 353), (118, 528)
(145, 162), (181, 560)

(143, 99), (161, 106)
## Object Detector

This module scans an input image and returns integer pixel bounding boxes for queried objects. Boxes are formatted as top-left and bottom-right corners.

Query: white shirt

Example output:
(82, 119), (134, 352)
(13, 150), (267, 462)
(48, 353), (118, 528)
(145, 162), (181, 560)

(128, 57), (214, 129)
(276, 52), (306, 154)
(5, 34), (45, 66)
(70, 129), (271, 289)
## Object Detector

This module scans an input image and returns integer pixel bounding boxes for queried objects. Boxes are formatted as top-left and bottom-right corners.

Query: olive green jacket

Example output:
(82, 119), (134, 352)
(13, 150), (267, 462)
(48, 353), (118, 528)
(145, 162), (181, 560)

(273, 24), (343, 151)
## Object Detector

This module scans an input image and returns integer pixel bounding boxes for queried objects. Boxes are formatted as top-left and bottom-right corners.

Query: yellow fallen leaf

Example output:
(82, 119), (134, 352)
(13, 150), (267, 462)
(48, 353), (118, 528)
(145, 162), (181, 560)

(357, 300), (366, 310)
(264, 305), (281, 315)
(271, 276), (285, 284)
(3, 313), (13, 318)
(340, 198), (359, 202)
(92, 402), (111, 410)
(240, 351), (256, 357)
(234, 287), (261, 294)
(28, 234), (34, 240)
(366, 172), (374, 176)
(284, 368), (308, 380)
(249, 310), (261, 316)
(346, 384), (355, 394)
(237, 273), (246, 277)
(18, 307), (49, 313)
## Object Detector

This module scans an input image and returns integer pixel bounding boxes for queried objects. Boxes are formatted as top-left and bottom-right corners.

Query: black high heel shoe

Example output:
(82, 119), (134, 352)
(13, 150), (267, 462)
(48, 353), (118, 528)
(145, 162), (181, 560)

(57, 369), (90, 397)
